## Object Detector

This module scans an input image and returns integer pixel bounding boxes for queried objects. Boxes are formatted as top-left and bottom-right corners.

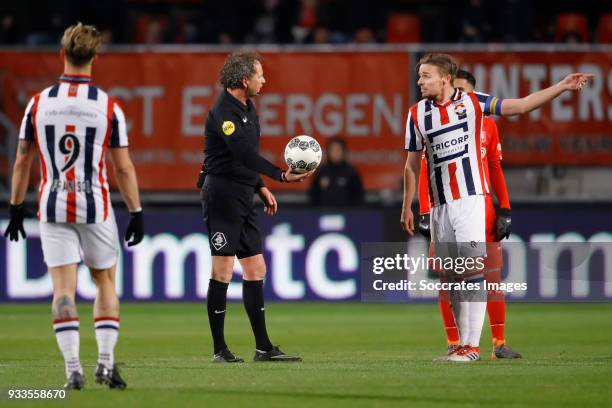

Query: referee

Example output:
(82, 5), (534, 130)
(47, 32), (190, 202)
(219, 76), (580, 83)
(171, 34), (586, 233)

(199, 51), (309, 362)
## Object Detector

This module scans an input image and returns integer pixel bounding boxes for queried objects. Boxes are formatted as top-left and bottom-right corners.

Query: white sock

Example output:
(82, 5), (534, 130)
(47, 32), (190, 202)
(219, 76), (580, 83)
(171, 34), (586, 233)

(53, 318), (82, 378)
(451, 299), (471, 346)
(95, 317), (120, 369)
(467, 301), (487, 347)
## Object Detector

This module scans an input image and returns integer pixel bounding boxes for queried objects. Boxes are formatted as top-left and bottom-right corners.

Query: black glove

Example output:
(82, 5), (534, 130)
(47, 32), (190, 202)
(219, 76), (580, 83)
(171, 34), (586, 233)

(125, 210), (144, 247)
(417, 213), (431, 240)
(4, 203), (27, 242)
(495, 208), (512, 241)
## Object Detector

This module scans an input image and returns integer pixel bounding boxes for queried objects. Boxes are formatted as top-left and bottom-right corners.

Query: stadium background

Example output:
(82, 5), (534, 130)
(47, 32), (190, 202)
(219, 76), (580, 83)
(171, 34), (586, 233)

(0, 1), (611, 406)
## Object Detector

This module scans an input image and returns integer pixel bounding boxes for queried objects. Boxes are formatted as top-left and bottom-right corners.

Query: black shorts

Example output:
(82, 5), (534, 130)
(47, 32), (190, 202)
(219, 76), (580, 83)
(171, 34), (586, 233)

(200, 175), (262, 258)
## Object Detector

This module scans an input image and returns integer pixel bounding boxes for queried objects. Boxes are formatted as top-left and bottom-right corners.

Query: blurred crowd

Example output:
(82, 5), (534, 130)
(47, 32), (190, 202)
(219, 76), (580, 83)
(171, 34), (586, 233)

(0, 0), (610, 46)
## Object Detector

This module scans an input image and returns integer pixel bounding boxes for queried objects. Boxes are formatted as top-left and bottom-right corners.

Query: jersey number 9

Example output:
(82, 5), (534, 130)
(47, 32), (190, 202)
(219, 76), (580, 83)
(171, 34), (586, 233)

(59, 133), (80, 172)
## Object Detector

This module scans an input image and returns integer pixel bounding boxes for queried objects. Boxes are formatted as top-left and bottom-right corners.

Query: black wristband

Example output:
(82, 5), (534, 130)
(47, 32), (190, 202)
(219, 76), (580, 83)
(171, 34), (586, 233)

(9, 203), (24, 216)
(497, 208), (511, 217)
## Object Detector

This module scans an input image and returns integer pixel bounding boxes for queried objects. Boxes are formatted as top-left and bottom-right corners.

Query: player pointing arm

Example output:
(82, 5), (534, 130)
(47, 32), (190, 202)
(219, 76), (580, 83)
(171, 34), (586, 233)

(401, 53), (593, 362)
(500, 73), (593, 115)
(403, 70), (592, 233)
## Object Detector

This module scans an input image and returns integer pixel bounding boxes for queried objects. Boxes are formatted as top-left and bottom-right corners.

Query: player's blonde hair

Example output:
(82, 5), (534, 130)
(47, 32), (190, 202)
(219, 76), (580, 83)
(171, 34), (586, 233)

(416, 53), (458, 80)
(61, 22), (101, 67)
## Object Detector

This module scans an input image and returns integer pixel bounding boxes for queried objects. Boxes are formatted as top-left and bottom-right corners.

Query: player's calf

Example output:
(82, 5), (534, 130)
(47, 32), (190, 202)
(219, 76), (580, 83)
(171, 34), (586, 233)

(52, 293), (83, 384)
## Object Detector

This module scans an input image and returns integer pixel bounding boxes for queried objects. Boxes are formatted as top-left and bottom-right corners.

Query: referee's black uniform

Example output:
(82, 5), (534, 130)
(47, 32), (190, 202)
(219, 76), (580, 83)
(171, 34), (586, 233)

(200, 89), (283, 258)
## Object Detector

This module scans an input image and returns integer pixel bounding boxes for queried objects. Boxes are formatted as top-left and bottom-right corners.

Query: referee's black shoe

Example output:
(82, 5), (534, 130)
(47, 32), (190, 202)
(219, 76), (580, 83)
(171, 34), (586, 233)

(213, 348), (244, 363)
(95, 363), (127, 389)
(254, 346), (302, 362)
(64, 371), (85, 390)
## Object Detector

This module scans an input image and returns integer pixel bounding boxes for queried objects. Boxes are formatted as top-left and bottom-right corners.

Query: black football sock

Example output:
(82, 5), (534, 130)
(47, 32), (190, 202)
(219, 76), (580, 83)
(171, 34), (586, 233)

(242, 279), (273, 351)
(207, 279), (229, 354)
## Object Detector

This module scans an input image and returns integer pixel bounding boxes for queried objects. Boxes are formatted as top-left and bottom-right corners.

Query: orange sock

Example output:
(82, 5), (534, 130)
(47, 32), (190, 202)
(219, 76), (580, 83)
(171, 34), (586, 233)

(438, 299), (459, 345)
(487, 300), (506, 345)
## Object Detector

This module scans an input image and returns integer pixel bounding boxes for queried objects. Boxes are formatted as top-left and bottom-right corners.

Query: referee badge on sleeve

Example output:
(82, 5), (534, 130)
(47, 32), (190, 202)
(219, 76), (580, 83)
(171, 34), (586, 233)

(222, 121), (235, 136)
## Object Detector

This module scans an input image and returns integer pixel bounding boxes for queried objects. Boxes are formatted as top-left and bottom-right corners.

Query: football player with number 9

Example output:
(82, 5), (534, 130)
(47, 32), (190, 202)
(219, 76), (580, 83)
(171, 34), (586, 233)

(4, 22), (144, 390)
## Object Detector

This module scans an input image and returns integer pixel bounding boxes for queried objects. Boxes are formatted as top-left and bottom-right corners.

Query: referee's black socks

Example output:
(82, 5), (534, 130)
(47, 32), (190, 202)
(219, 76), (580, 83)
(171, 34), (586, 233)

(243, 279), (274, 352)
(207, 279), (229, 354)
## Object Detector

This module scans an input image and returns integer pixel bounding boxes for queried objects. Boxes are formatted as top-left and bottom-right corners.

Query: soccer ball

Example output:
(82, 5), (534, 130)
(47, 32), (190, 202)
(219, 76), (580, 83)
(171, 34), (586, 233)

(284, 135), (322, 173)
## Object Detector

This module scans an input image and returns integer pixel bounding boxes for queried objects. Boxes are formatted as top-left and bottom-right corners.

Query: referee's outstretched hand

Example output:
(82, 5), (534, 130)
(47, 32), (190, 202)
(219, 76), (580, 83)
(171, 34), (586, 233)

(283, 168), (313, 183)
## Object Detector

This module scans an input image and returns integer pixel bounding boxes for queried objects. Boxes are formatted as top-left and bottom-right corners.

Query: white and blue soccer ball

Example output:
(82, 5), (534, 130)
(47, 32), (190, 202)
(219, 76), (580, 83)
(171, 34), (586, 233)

(284, 135), (322, 173)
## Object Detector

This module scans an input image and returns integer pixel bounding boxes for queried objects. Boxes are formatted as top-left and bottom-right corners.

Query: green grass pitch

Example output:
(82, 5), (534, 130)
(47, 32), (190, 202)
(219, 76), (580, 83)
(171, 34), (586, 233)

(1, 302), (611, 407)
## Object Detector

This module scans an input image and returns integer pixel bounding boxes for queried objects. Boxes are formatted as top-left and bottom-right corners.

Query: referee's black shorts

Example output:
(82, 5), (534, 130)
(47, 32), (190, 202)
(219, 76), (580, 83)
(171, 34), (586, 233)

(200, 175), (263, 258)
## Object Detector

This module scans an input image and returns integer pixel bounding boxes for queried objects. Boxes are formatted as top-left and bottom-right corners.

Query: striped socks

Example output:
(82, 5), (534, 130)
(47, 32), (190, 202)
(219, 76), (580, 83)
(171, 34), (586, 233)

(94, 317), (120, 369)
(53, 316), (120, 377)
(53, 318), (82, 378)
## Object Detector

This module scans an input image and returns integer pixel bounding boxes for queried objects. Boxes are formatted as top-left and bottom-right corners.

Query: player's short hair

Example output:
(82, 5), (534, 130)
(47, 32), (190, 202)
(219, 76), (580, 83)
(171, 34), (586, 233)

(61, 22), (101, 67)
(416, 53), (458, 80)
(456, 69), (476, 88)
(219, 51), (262, 89)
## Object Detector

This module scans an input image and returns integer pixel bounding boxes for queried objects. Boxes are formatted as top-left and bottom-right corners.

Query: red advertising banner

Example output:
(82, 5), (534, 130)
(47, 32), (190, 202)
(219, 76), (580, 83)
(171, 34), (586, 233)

(0, 51), (409, 191)
(0, 49), (610, 192)
(450, 52), (612, 166)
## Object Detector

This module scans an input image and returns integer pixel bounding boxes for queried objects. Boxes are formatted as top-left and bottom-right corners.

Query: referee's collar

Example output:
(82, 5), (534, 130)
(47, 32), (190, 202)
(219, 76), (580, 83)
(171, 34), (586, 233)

(223, 89), (252, 112)
(59, 74), (93, 84)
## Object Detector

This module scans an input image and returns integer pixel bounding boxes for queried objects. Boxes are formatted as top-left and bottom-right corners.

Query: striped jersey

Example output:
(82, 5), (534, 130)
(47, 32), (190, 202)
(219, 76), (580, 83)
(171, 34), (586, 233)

(19, 74), (128, 223)
(405, 89), (503, 207)
(419, 116), (504, 213)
